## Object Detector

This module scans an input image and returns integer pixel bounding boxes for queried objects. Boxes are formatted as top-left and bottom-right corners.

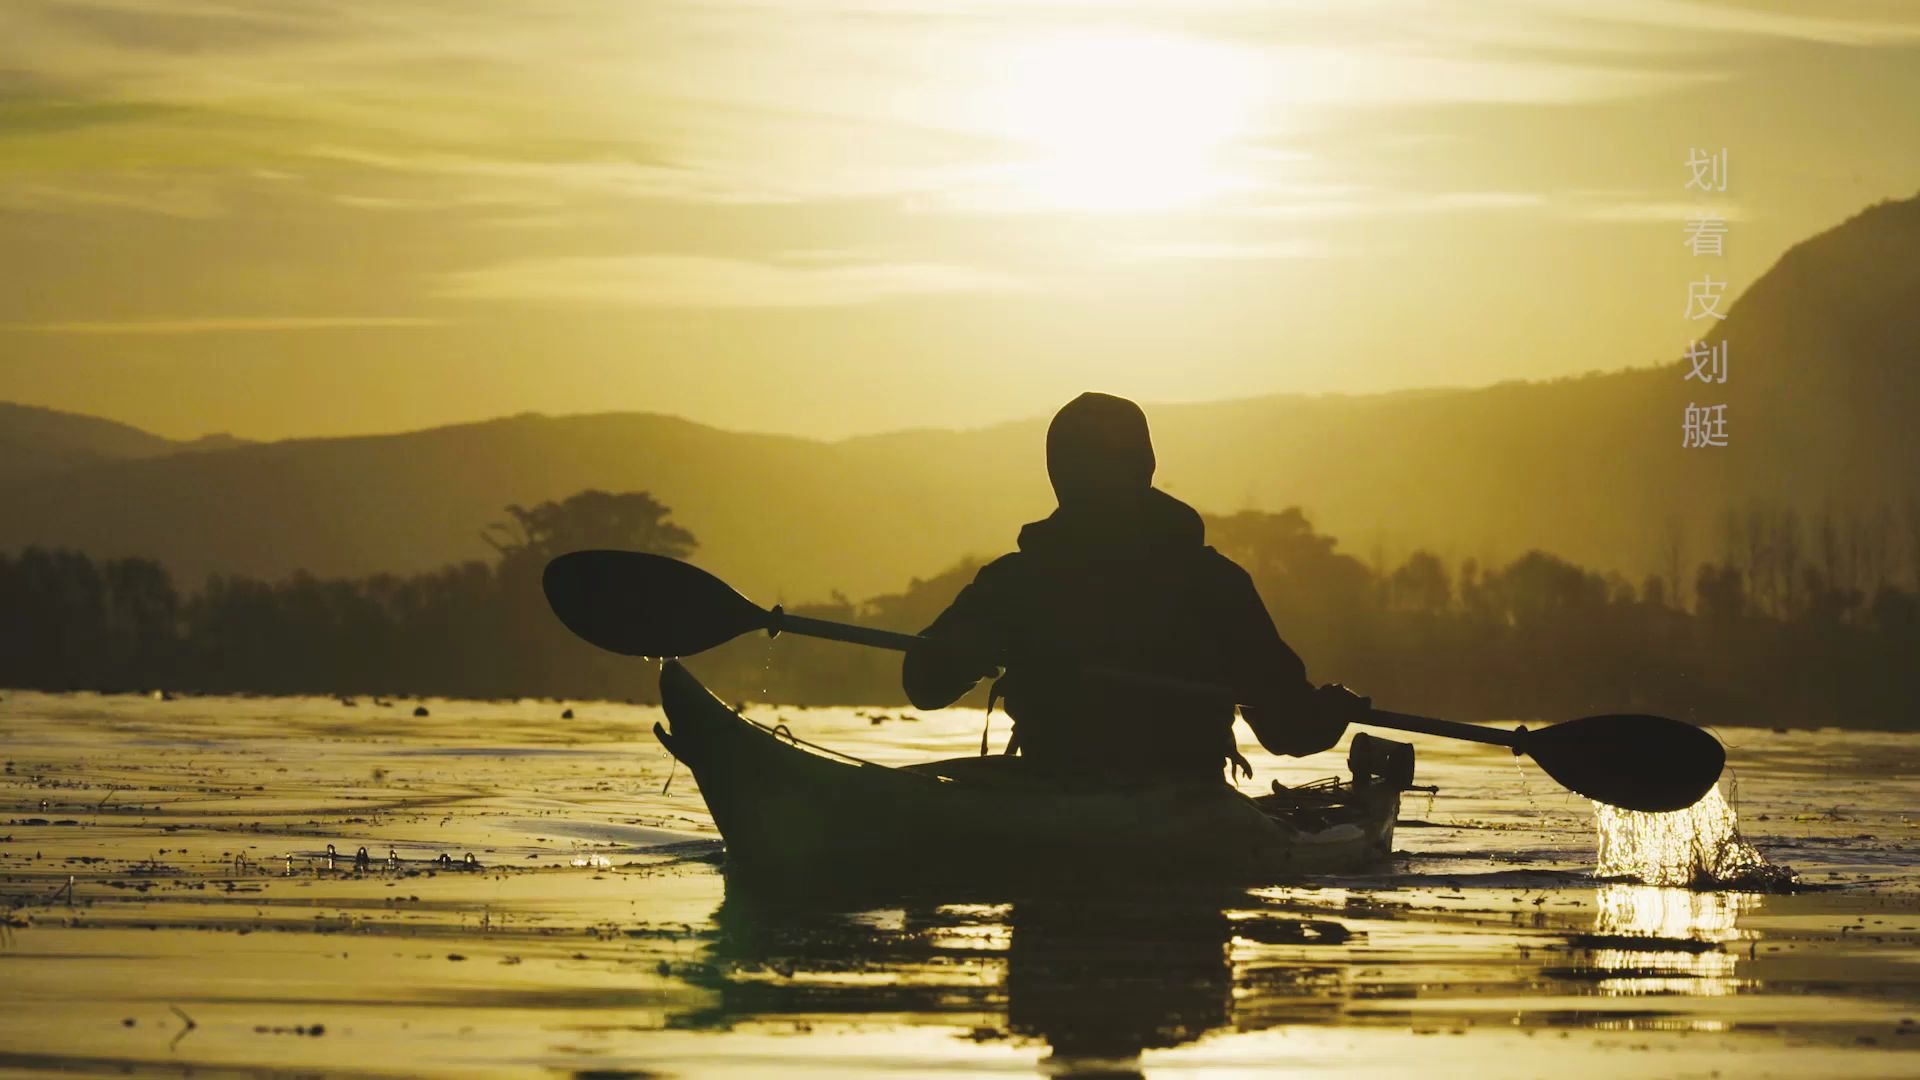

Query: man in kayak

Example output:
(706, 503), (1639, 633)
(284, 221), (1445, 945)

(903, 391), (1368, 785)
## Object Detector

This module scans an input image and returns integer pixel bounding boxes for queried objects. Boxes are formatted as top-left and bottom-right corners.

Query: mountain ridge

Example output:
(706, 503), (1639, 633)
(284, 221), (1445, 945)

(3, 190), (1916, 600)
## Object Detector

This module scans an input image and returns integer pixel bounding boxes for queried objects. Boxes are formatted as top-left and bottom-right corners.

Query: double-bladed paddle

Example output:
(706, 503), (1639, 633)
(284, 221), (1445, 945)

(543, 549), (1725, 813)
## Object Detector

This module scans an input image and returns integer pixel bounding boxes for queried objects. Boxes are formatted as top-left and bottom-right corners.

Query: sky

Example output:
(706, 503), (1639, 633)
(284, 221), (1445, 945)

(2, 0), (1918, 442)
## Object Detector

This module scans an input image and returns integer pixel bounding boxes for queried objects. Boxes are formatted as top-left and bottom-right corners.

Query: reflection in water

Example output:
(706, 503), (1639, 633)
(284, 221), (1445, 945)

(1593, 786), (1786, 888)
(692, 879), (1794, 1071)
(694, 886), (1346, 1078)
(1006, 896), (1231, 1078)
(1583, 884), (1756, 998)
(1594, 882), (1751, 941)
(3, 694), (1912, 1078)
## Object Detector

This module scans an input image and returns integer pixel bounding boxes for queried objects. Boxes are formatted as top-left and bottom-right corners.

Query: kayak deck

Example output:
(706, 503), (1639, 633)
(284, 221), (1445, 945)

(653, 660), (1406, 891)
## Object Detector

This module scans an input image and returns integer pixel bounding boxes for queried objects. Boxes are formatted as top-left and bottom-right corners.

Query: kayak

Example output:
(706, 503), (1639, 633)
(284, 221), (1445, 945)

(653, 659), (1407, 891)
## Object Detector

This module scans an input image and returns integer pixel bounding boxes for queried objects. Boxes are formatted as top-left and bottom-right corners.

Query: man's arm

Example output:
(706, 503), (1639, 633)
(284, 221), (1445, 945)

(1209, 556), (1353, 757)
(902, 559), (1016, 710)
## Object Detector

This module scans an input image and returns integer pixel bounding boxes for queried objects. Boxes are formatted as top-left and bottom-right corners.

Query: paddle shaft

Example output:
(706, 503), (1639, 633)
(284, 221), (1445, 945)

(774, 610), (922, 652)
(1363, 708), (1522, 750)
(768, 607), (1523, 751)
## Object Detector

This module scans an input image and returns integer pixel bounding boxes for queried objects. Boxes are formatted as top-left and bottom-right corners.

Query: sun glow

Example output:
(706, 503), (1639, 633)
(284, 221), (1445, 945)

(981, 31), (1264, 211)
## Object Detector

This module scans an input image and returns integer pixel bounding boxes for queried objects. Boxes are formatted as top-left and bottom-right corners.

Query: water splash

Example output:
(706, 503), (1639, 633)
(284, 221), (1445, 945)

(1594, 786), (1794, 890)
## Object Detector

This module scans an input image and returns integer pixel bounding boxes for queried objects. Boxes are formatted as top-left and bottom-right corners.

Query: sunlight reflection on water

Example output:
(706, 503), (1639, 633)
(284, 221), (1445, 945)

(1588, 884), (1755, 997)
(6, 692), (1918, 1079)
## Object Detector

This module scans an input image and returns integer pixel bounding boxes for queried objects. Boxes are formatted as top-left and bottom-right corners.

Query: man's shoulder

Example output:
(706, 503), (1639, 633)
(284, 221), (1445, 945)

(1195, 545), (1255, 582)
(972, 551), (1029, 585)
(937, 552), (1027, 599)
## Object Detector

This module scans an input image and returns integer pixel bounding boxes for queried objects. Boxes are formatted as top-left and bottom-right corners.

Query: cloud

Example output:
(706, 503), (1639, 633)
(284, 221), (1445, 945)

(0, 0), (1807, 218)
(0, 99), (189, 138)
(1247, 188), (1551, 219)
(1124, 239), (1326, 260)
(1572, 198), (1748, 223)
(436, 254), (1025, 307)
(1577, 0), (1920, 46)
(4, 0), (1914, 225)
(0, 175), (229, 218)
(7, 316), (445, 334)
(1240, 187), (1757, 226)
(304, 145), (765, 207)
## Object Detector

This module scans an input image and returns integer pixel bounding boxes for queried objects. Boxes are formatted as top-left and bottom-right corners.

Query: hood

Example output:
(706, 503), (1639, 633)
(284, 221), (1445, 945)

(1016, 486), (1205, 561)
(1046, 392), (1156, 504)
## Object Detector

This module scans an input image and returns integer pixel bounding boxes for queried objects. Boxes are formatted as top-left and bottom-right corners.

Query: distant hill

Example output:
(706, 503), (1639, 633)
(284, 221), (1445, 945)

(0, 408), (1034, 601)
(0, 402), (251, 485)
(0, 402), (174, 483)
(3, 192), (1916, 600)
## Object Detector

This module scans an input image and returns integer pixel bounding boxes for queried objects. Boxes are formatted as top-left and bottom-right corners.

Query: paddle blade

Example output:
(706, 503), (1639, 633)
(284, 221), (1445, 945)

(543, 550), (768, 658)
(1522, 714), (1725, 813)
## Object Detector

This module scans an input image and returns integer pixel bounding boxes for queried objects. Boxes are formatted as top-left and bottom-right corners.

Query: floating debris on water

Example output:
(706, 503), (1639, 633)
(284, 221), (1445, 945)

(253, 1024), (325, 1037)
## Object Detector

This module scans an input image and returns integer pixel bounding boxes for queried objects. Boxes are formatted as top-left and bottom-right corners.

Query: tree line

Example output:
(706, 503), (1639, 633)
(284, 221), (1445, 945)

(2, 490), (1914, 729)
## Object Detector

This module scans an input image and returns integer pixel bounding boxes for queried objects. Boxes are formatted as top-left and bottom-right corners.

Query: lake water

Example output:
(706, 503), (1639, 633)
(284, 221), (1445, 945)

(2, 682), (1917, 1078)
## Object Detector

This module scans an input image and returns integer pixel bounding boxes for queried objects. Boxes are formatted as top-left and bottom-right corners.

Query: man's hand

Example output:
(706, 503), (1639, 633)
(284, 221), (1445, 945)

(903, 634), (1003, 710)
(1241, 680), (1367, 757)
(1314, 683), (1371, 722)
(928, 636), (1003, 682)
(1293, 683), (1369, 756)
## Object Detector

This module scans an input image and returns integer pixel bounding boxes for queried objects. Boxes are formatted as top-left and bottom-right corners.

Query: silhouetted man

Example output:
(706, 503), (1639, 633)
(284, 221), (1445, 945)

(903, 392), (1365, 785)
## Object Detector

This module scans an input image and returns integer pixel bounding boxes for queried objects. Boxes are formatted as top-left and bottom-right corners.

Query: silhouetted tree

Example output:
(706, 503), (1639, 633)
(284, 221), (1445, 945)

(484, 490), (695, 578)
(1696, 563), (1746, 622)
(1388, 551), (1452, 615)
(2, 495), (1914, 729)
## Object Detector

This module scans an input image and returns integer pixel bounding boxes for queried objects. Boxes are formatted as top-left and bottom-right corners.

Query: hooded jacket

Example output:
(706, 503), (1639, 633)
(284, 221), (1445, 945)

(903, 393), (1337, 785)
